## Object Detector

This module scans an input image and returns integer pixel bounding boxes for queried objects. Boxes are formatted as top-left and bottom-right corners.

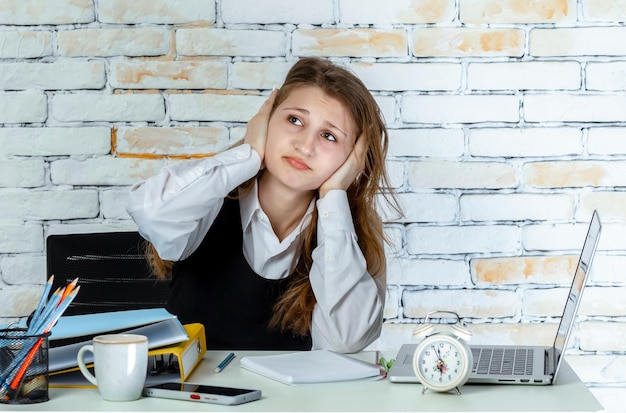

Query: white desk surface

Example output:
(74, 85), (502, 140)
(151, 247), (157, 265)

(6, 351), (605, 412)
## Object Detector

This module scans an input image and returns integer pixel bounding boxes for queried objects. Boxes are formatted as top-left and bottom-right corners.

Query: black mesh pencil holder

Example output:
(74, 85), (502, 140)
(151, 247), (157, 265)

(0, 328), (50, 404)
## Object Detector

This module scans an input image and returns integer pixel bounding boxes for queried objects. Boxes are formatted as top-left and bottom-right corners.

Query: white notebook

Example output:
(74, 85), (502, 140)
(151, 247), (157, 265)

(240, 350), (383, 385)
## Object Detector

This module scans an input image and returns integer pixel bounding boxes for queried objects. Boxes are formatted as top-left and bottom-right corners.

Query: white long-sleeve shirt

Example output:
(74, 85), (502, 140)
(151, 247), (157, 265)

(126, 144), (385, 353)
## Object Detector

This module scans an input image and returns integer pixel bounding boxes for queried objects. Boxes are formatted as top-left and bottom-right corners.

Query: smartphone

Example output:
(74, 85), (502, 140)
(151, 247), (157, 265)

(142, 382), (262, 405)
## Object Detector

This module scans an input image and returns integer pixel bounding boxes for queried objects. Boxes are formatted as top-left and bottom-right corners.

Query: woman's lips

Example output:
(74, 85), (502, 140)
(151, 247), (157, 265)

(285, 156), (310, 170)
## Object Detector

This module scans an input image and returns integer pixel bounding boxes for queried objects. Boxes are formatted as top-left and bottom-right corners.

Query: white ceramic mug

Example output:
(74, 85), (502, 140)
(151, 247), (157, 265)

(77, 334), (148, 402)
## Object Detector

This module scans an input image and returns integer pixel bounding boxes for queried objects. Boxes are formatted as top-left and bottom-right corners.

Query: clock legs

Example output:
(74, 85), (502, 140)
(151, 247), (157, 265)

(421, 386), (462, 395)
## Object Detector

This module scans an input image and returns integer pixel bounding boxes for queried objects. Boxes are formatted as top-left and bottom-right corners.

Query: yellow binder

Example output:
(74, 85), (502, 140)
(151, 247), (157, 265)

(49, 323), (206, 388)
(147, 323), (206, 382)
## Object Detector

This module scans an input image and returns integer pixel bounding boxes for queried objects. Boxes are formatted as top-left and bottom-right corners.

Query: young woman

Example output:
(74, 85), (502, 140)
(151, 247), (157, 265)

(126, 57), (399, 353)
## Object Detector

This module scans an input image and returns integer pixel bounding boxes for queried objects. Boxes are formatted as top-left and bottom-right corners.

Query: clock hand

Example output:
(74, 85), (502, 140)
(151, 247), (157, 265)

(434, 346), (446, 375)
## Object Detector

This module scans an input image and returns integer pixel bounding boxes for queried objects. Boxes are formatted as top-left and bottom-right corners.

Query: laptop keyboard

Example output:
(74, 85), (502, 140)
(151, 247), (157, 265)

(472, 348), (534, 376)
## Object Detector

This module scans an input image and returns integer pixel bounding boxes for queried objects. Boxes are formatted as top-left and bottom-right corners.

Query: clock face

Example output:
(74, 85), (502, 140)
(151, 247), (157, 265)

(413, 334), (472, 392)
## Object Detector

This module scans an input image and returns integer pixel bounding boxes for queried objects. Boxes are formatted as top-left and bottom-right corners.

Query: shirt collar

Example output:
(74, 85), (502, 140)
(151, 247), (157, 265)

(239, 181), (260, 232)
(239, 180), (315, 238)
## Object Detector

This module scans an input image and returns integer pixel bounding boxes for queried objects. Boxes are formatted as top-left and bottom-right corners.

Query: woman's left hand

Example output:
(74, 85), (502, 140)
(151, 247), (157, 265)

(244, 90), (277, 169)
(319, 135), (367, 198)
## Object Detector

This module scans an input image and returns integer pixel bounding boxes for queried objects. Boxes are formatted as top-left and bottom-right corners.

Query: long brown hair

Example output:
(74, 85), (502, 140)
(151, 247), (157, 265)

(146, 57), (400, 337)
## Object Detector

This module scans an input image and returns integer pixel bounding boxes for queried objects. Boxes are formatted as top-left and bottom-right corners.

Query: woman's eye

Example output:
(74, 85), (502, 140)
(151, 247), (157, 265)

(321, 132), (337, 142)
(288, 115), (302, 126)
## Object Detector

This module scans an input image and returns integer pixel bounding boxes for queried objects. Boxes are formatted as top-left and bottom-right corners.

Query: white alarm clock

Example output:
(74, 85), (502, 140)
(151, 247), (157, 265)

(412, 311), (473, 395)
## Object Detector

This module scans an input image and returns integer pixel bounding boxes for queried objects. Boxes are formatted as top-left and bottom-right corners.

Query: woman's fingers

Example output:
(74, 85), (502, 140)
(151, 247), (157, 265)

(244, 90), (278, 164)
(319, 134), (367, 197)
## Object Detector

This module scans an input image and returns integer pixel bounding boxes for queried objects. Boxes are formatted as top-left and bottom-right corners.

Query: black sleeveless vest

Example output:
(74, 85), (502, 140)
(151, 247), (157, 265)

(166, 198), (313, 350)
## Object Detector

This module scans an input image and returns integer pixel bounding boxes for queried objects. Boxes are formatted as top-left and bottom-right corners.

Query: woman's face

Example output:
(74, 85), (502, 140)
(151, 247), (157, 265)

(264, 85), (356, 193)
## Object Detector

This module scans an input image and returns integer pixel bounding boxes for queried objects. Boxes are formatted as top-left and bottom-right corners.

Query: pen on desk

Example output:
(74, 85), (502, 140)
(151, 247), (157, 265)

(214, 352), (236, 373)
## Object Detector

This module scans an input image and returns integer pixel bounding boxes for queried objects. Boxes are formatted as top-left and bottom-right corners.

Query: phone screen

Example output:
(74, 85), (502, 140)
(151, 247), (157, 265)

(150, 382), (255, 396)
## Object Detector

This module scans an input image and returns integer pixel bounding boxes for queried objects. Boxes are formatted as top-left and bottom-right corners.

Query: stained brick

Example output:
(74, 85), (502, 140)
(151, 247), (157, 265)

(461, 0), (576, 23)
(340, 0), (455, 24)
(293, 29), (408, 58)
(98, 0), (215, 24)
(116, 127), (230, 156)
(111, 61), (227, 90)
(412, 28), (525, 57)
(524, 161), (626, 188)
(473, 256), (578, 285)
(58, 28), (169, 57)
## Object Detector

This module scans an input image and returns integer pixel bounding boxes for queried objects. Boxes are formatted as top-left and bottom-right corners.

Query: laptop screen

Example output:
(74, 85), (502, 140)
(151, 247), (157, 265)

(552, 210), (601, 374)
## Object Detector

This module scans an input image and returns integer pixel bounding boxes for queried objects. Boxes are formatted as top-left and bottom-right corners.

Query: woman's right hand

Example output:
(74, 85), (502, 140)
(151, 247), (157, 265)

(244, 89), (277, 168)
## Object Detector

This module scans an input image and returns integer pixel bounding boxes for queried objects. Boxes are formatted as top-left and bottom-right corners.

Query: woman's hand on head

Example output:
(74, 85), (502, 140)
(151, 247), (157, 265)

(319, 135), (367, 198)
(244, 90), (277, 168)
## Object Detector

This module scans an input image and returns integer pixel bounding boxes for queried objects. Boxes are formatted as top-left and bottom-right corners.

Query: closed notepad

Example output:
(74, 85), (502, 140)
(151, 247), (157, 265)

(240, 350), (382, 385)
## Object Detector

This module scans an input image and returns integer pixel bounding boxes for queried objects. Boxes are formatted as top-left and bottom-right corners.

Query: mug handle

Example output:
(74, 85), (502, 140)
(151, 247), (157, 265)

(77, 345), (98, 386)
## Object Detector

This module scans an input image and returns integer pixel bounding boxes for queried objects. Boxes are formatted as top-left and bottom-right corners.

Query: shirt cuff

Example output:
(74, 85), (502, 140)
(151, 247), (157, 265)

(210, 143), (261, 172)
(181, 143), (261, 185)
(316, 190), (356, 235)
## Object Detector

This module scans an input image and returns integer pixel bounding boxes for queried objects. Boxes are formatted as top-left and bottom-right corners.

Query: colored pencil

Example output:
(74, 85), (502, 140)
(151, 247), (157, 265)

(214, 352), (236, 373)
(27, 275), (54, 335)
(0, 278), (80, 400)
(8, 286), (80, 391)
(28, 288), (62, 335)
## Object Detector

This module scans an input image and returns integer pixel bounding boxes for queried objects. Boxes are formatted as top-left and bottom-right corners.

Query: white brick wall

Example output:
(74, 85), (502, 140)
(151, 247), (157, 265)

(1, 0), (626, 409)
(0, 31), (52, 58)
(0, 127), (111, 156)
(0, 93), (47, 123)
(402, 95), (520, 124)
(221, 0), (333, 24)
(98, 0), (216, 24)
(51, 94), (165, 122)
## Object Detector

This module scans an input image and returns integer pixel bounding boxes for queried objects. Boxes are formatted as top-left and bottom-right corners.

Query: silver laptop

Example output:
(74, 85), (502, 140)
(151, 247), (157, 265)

(388, 210), (602, 385)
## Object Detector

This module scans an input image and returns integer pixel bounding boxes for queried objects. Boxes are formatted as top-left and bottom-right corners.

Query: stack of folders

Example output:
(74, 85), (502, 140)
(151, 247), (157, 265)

(240, 350), (384, 385)
(47, 309), (206, 388)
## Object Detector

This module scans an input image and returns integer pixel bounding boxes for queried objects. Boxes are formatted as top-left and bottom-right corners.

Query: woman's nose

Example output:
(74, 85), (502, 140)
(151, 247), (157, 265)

(295, 132), (316, 156)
